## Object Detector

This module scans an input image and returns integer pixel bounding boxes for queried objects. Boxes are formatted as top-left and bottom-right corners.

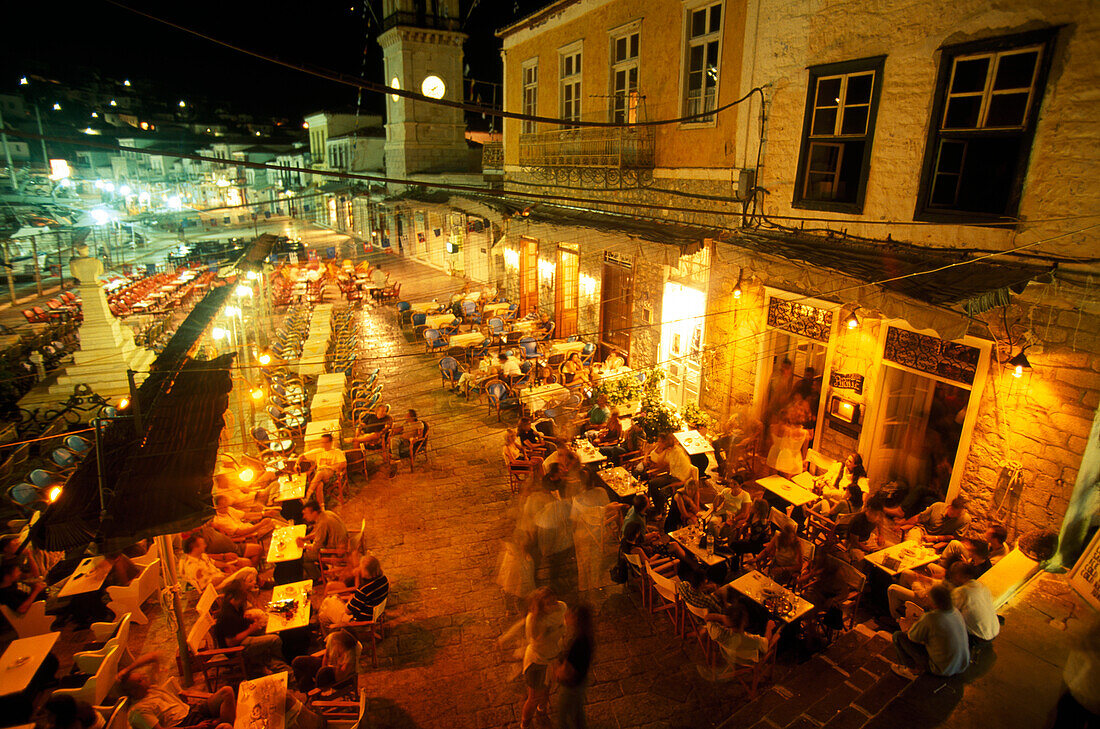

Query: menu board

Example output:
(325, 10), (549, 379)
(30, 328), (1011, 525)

(1069, 529), (1100, 610)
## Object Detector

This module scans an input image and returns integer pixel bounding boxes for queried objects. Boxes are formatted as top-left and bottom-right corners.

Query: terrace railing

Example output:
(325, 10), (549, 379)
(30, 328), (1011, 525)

(518, 127), (655, 170)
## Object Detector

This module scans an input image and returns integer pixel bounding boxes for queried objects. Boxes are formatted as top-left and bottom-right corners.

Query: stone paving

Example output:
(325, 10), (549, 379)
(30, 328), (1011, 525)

(39, 238), (1084, 729)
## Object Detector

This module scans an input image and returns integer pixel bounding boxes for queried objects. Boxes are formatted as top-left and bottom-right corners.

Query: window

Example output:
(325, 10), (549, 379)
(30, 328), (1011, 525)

(521, 60), (538, 134)
(917, 29), (1057, 221)
(683, 2), (722, 121)
(610, 27), (640, 123)
(559, 44), (582, 126)
(793, 57), (885, 212)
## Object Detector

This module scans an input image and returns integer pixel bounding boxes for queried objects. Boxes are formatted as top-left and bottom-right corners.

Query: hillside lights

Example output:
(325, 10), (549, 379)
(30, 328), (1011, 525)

(844, 306), (861, 330)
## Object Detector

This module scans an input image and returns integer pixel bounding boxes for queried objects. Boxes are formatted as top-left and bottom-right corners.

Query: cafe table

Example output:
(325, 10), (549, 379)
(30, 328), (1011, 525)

(483, 302), (511, 316)
(519, 383), (569, 413)
(266, 580), (313, 633)
(410, 301), (442, 314)
(572, 437), (607, 465)
(550, 341), (586, 356)
(668, 524), (727, 568)
(315, 372), (347, 393)
(727, 570), (815, 623)
(513, 319), (537, 333)
(267, 525), (307, 564)
(58, 556), (110, 597)
(304, 419), (341, 450)
(674, 429), (714, 455)
(865, 541), (941, 577)
(234, 671), (287, 729)
(755, 474), (818, 507)
(464, 291), (482, 301)
(597, 466), (647, 501)
(425, 313), (455, 329)
(0, 632), (59, 696)
(272, 473), (307, 503)
(309, 391), (344, 422)
(449, 331), (485, 348)
(592, 365), (632, 384)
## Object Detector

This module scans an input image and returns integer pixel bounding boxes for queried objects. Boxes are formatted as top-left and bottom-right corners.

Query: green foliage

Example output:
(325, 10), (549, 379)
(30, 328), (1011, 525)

(680, 402), (715, 431)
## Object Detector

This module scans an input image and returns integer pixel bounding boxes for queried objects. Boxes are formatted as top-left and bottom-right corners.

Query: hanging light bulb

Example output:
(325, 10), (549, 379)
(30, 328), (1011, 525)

(258, 353), (272, 366)
(118, 397), (130, 410)
(732, 267), (743, 300)
(47, 485), (63, 503)
(251, 388), (264, 400)
(1008, 349), (1031, 379)
(238, 468), (255, 483)
(845, 306), (861, 330)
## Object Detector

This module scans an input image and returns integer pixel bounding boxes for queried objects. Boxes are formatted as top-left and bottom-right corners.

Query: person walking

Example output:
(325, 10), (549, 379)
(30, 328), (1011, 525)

(521, 588), (567, 729)
(555, 604), (594, 729)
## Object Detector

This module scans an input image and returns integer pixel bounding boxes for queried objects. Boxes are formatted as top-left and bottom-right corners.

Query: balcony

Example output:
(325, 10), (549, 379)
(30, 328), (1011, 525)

(382, 11), (461, 32)
(482, 141), (503, 172)
(518, 127), (654, 170)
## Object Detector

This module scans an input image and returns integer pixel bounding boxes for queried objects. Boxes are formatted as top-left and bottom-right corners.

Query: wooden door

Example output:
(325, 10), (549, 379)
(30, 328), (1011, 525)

(555, 248), (579, 337)
(599, 262), (633, 358)
(519, 236), (539, 316)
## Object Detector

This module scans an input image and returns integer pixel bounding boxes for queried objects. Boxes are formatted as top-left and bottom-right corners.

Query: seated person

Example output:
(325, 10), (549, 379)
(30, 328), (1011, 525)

(297, 434), (348, 506)
(103, 551), (142, 589)
(388, 409), (426, 476)
(723, 498), (774, 571)
(291, 628), (358, 695)
(619, 496), (669, 560)
(504, 429), (542, 469)
(748, 522), (804, 586)
(213, 582), (291, 677)
(811, 481), (863, 520)
(561, 353), (590, 388)
(210, 495), (276, 541)
(602, 347), (625, 371)
(352, 404), (393, 460)
(179, 534), (258, 593)
(928, 537), (993, 579)
(499, 352), (523, 380)
(891, 583), (970, 680)
(541, 443), (579, 477)
(0, 561), (45, 614)
(640, 432), (696, 512)
(704, 476), (753, 529)
(535, 313), (554, 338)
(119, 651), (235, 729)
(458, 353), (498, 397)
(813, 453), (867, 507)
(799, 552), (856, 628)
(517, 417), (554, 458)
(844, 501), (886, 563)
(663, 475), (702, 533)
(703, 601), (775, 674)
(948, 561), (1000, 646)
(939, 524), (1008, 570)
(592, 410), (623, 451)
(676, 560), (723, 614)
(325, 551), (374, 594)
(347, 555), (389, 621)
(584, 394), (612, 431)
(0, 534), (41, 579)
(297, 500), (349, 581)
(897, 496), (971, 549)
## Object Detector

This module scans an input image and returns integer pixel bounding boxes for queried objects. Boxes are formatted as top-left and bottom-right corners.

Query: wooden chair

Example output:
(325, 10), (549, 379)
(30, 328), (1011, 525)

(0, 601), (55, 638)
(313, 688), (367, 729)
(644, 559), (681, 630)
(51, 645), (122, 705)
(183, 612), (248, 690)
(504, 456), (536, 494)
(830, 556), (867, 631)
(727, 623), (782, 699)
(682, 601), (718, 664)
(804, 509), (839, 548)
(325, 595), (387, 668)
(94, 697), (130, 729)
(106, 558), (161, 624)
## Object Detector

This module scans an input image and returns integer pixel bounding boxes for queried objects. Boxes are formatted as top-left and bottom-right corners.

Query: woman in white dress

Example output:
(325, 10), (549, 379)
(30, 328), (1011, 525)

(765, 410), (808, 477)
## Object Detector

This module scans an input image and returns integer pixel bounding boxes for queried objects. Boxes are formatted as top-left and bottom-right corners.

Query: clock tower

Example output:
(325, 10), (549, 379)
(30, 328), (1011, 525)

(378, 0), (469, 179)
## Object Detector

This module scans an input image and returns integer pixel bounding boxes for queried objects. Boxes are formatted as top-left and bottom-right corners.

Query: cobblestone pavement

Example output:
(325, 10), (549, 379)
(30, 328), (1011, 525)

(44, 241), (1077, 729)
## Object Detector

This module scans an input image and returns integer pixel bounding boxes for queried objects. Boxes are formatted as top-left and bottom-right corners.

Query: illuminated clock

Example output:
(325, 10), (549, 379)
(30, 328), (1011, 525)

(421, 75), (446, 99)
(389, 76), (400, 102)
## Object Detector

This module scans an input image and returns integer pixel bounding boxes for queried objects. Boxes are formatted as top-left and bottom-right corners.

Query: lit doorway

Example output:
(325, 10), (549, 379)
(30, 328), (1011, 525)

(519, 236), (539, 316)
(759, 329), (828, 440)
(867, 365), (970, 499)
(659, 282), (705, 408)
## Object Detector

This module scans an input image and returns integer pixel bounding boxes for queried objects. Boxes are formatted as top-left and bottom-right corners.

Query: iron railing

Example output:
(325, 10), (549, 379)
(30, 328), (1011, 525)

(481, 141), (503, 171)
(382, 11), (462, 32)
(518, 127), (654, 169)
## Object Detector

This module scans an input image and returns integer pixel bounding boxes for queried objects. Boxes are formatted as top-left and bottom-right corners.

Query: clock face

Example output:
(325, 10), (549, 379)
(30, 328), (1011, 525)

(421, 75), (446, 99)
(389, 76), (400, 102)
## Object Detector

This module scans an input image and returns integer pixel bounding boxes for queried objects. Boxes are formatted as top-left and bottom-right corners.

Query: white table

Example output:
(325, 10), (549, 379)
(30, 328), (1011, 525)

(449, 331), (486, 348)
(305, 419), (341, 450)
(235, 672), (287, 729)
(519, 383), (569, 413)
(573, 437), (606, 465)
(866, 542), (941, 577)
(310, 391), (344, 422)
(550, 341), (585, 356)
(410, 301), (442, 314)
(315, 373), (347, 393)
(266, 580), (312, 633)
(669, 525), (727, 567)
(425, 313), (454, 329)
(58, 556), (109, 597)
(272, 474), (307, 503)
(756, 474), (818, 507)
(597, 467), (646, 500)
(513, 319), (537, 333)
(483, 302), (511, 316)
(267, 525), (307, 564)
(674, 429), (714, 455)
(727, 570), (815, 623)
(0, 632), (59, 695)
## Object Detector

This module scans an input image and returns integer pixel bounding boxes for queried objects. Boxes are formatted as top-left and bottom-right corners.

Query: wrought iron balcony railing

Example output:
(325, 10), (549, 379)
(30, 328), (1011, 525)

(518, 127), (654, 170)
(482, 141), (503, 171)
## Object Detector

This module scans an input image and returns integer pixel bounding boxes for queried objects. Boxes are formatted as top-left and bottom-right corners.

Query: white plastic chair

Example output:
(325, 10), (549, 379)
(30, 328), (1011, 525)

(105, 558), (161, 623)
(73, 613), (133, 673)
(0, 601), (55, 638)
(51, 644), (121, 705)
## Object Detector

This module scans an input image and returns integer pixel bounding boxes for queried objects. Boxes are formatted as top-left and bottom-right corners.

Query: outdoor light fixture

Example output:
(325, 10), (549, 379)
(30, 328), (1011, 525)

(52, 103), (61, 110)
(118, 397), (130, 410)
(733, 267), (744, 300)
(258, 353), (272, 366)
(47, 486), (62, 503)
(179, 100), (186, 108)
(1008, 349), (1031, 378)
(844, 306), (861, 330)
(251, 388), (264, 400)
(19, 77), (28, 85)
(103, 181), (115, 193)
(91, 112), (98, 118)
(110, 99), (117, 107)
(119, 185), (132, 196)
(236, 284), (253, 297)
(238, 468), (255, 483)
(225, 306), (240, 317)
(212, 327), (227, 340)
(124, 79), (131, 86)
(302, 122), (309, 129)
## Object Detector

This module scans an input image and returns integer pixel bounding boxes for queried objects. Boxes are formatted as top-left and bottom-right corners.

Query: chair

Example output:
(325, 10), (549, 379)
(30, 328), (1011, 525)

(829, 556), (867, 631)
(327, 597), (387, 668)
(487, 317), (505, 342)
(105, 558), (161, 624)
(0, 601), (55, 637)
(644, 559), (681, 629)
(804, 509), (839, 548)
(422, 328), (446, 353)
(406, 421), (431, 472)
(51, 645), (121, 706)
(485, 380), (518, 422)
(183, 612), (248, 690)
(50, 447), (79, 471)
(268, 404), (305, 434)
(726, 624), (782, 699)
(94, 697), (130, 729)
(682, 601), (718, 664)
(313, 689), (367, 729)
(518, 337), (539, 359)
(504, 455), (535, 494)
(73, 613), (133, 673)
(252, 426), (296, 463)
(439, 356), (462, 389)
(64, 434), (93, 456)
(580, 343), (596, 366)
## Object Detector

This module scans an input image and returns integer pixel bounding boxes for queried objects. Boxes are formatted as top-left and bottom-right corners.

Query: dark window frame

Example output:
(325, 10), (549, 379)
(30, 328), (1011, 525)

(792, 55), (886, 214)
(914, 27), (1060, 225)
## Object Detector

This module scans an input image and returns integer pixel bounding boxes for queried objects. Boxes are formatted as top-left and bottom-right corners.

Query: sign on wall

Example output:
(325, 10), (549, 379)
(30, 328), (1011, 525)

(766, 298), (833, 342)
(829, 371), (865, 394)
(1070, 529), (1100, 611)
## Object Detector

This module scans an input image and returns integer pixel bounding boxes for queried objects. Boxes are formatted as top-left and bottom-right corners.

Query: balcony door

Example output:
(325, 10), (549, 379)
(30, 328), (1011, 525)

(660, 282), (706, 408)
(600, 261), (633, 359)
(519, 236), (539, 316)
(555, 248), (579, 337)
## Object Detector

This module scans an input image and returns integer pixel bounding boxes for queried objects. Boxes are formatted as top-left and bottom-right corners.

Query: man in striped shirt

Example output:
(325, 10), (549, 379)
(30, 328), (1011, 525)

(347, 555), (388, 621)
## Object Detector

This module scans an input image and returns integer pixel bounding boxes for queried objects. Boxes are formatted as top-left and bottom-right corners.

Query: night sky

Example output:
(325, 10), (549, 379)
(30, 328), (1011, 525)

(2, 0), (549, 119)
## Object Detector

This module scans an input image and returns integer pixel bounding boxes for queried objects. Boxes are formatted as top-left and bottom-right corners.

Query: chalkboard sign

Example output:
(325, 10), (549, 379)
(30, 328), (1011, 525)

(1070, 529), (1100, 610)
(829, 371), (865, 394)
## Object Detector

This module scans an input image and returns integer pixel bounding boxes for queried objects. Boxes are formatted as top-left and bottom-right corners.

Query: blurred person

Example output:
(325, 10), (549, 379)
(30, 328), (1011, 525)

(555, 604), (594, 729)
(749, 522), (804, 586)
(891, 583), (969, 680)
(497, 529), (536, 614)
(297, 500), (349, 581)
(43, 694), (102, 729)
(724, 498), (774, 572)
(179, 534), (258, 593)
(297, 433), (347, 507)
(0, 561), (45, 614)
(213, 582), (291, 677)
(210, 494), (276, 541)
(291, 628), (358, 695)
(119, 652), (235, 729)
(520, 588), (567, 729)
(663, 474), (702, 533)
(702, 601), (775, 679)
(388, 409), (425, 477)
(897, 496), (971, 548)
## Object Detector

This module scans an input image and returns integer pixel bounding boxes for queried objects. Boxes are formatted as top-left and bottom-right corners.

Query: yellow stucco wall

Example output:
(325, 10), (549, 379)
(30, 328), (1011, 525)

(500, 0), (747, 169)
